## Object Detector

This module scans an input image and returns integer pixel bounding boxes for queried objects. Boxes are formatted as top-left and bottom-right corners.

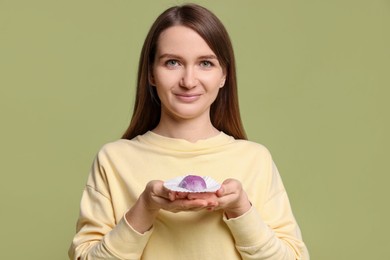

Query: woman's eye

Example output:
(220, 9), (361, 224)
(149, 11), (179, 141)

(200, 60), (213, 68)
(165, 60), (179, 67)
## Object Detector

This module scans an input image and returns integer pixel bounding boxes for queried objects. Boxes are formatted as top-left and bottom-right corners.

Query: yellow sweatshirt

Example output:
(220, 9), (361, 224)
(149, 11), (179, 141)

(69, 131), (309, 260)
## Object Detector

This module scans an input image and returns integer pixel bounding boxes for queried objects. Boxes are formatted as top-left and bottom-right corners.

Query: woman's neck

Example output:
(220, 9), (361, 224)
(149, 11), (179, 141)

(152, 116), (220, 143)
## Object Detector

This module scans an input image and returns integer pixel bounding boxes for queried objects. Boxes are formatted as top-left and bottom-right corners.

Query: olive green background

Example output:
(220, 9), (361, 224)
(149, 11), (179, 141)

(1, 0), (389, 259)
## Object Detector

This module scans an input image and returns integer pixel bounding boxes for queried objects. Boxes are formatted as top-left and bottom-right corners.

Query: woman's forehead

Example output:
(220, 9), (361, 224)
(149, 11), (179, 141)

(156, 25), (217, 58)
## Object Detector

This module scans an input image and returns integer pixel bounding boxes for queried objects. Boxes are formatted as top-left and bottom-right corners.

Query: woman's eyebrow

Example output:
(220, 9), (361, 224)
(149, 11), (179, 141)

(157, 53), (182, 60)
(157, 53), (218, 60)
(198, 55), (218, 60)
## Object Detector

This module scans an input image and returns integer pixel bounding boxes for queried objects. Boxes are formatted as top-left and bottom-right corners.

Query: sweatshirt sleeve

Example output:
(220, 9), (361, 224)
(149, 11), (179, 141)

(223, 162), (310, 260)
(68, 153), (153, 260)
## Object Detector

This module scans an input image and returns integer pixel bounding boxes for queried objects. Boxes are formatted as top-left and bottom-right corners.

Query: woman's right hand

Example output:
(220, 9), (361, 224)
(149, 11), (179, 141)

(125, 180), (214, 233)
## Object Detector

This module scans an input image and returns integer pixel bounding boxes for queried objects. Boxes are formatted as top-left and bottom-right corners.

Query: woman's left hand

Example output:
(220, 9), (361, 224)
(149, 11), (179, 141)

(187, 178), (252, 219)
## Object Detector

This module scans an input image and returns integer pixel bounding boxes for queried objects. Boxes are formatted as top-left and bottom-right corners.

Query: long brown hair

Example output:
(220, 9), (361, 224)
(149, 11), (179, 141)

(122, 4), (247, 140)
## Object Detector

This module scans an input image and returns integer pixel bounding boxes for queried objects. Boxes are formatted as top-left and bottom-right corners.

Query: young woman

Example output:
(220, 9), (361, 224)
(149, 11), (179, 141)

(69, 4), (309, 260)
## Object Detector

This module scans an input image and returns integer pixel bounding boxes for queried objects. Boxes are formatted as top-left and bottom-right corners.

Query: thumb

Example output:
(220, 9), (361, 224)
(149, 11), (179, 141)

(216, 186), (224, 197)
(216, 178), (237, 197)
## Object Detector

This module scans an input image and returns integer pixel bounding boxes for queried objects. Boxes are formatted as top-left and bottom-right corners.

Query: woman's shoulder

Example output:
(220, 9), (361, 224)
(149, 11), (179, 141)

(95, 138), (141, 157)
(230, 138), (272, 157)
(231, 136), (268, 149)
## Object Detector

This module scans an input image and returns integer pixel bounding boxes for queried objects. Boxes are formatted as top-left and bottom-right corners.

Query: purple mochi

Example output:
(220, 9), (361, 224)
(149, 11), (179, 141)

(178, 175), (207, 191)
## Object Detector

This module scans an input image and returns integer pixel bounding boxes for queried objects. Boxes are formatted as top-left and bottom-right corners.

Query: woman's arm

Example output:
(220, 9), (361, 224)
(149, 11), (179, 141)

(69, 163), (216, 260)
(220, 165), (309, 260)
(187, 166), (309, 260)
(68, 185), (153, 260)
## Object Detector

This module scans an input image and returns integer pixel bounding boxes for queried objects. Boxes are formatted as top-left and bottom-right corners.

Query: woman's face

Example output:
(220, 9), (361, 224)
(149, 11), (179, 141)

(151, 25), (226, 123)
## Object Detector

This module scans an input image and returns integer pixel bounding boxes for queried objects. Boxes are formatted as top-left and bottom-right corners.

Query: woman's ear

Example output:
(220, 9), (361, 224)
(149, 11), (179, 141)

(220, 76), (226, 88)
(149, 64), (156, 86)
(220, 68), (227, 88)
(149, 72), (155, 86)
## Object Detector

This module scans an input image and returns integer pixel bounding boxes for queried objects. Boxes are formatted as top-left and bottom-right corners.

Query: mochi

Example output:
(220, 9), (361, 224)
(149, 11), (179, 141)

(178, 175), (207, 191)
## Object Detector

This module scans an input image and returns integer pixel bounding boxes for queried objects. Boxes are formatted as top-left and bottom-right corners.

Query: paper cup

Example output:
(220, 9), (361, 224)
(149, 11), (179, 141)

(164, 175), (221, 193)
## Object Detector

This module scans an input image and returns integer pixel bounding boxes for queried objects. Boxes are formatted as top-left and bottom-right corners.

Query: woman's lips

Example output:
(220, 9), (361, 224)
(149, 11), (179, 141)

(175, 93), (201, 102)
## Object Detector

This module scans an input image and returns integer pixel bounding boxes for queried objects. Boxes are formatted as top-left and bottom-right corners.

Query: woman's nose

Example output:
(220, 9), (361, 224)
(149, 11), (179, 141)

(180, 67), (198, 89)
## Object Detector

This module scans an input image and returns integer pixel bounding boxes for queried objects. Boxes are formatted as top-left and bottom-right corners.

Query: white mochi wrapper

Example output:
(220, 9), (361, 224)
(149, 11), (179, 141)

(164, 175), (221, 193)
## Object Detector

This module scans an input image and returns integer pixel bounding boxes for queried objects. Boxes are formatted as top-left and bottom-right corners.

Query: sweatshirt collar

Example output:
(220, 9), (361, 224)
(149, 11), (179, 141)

(136, 131), (235, 152)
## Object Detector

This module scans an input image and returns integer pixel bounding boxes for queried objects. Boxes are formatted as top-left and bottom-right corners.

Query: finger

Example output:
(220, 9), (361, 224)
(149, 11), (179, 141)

(187, 192), (216, 200)
(170, 198), (209, 211)
(157, 183), (178, 200)
(168, 191), (176, 201)
(175, 192), (189, 199)
(188, 193), (219, 207)
(217, 179), (241, 197)
(214, 193), (237, 207)
(216, 186), (224, 197)
(147, 181), (178, 204)
(165, 191), (189, 201)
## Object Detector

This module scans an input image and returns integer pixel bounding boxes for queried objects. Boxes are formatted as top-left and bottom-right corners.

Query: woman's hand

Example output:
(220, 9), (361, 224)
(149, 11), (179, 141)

(126, 179), (251, 233)
(142, 180), (214, 213)
(125, 180), (215, 233)
(187, 178), (252, 219)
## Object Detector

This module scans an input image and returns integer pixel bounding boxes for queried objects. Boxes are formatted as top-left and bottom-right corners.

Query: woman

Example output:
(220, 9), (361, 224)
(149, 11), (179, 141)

(69, 4), (309, 260)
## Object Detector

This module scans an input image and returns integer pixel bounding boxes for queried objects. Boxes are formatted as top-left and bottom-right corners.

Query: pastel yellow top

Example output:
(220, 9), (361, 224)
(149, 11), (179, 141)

(69, 131), (309, 259)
